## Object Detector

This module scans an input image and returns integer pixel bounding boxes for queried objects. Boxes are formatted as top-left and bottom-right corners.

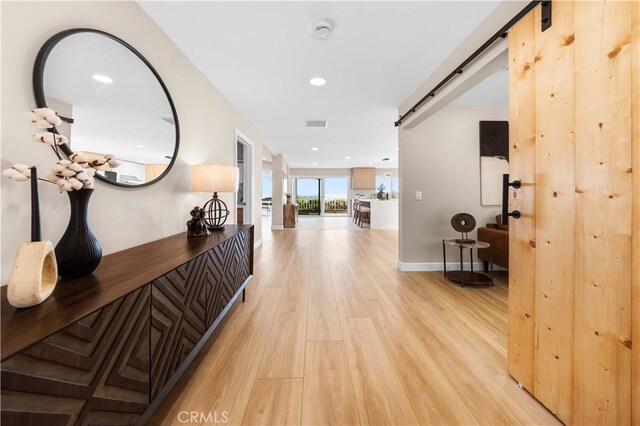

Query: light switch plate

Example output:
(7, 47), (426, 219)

(414, 191), (423, 201)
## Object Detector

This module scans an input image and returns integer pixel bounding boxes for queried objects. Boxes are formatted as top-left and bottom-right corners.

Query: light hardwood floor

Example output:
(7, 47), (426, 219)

(153, 226), (559, 425)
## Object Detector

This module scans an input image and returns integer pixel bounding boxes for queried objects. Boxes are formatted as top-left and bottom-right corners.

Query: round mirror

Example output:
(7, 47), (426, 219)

(33, 29), (180, 187)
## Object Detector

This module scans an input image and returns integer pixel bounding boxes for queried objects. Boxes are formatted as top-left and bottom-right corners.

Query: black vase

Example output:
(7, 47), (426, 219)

(55, 188), (102, 279)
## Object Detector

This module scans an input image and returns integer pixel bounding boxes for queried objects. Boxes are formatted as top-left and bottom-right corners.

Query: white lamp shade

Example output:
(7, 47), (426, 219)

(192, 165), (239, 193)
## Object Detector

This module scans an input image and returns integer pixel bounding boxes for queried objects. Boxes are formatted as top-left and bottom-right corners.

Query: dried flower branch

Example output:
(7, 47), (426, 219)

(3, 107), (119, 192)
(33, 132), (68, 146)
(46, 160), (95, 192)
(24, 108), (62, 129)
(2, 164), (32, 182)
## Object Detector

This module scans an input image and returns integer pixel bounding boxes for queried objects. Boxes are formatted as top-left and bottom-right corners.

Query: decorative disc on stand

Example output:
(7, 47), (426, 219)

(451, 212), (476, 244)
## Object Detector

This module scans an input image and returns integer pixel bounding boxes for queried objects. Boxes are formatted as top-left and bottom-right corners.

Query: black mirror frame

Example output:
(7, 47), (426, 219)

(33, 28), (180, 188)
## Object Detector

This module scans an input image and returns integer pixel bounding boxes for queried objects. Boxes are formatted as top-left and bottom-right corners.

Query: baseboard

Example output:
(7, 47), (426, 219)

(254, 238), (263, 250)
(271, 225), (284, 230)
(396, 260), (486, 272)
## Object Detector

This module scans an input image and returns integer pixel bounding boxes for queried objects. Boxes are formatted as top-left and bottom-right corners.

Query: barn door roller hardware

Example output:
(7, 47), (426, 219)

(395, 0), (552, 127)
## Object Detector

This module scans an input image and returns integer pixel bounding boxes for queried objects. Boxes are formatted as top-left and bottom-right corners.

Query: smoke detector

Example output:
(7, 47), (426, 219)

(313, 19), (333, 39)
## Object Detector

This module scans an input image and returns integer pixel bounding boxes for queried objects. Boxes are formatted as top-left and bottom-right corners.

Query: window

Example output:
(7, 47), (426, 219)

(262, 175), (272, 199)
(375, 174), (399, 194)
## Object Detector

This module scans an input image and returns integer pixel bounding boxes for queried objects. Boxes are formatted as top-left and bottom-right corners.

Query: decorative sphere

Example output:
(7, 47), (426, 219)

(203, 197), (230, 229)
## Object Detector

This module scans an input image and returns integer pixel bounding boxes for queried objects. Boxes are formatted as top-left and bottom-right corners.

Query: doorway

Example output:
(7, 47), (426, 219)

(295, 178), (321, 215)
(293, 176), (349, 216)
(235, 130), (253, 225)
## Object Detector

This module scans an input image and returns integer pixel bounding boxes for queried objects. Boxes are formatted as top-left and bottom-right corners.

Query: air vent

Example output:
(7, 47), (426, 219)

(306, 119), (328, 128)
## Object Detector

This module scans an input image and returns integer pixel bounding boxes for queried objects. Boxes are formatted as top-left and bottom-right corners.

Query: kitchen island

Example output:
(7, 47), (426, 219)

(351, 199), (398, 229)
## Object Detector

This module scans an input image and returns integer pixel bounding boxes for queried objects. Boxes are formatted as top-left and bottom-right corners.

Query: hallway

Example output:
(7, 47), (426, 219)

(153, 228), (558, 425)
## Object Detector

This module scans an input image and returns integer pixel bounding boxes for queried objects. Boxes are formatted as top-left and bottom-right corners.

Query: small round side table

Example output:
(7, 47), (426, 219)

(442, 239), (494, 287)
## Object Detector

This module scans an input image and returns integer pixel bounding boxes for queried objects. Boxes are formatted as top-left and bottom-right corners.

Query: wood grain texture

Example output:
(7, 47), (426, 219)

(380, 275), (558, 426)
(365, 299), (477, 425)
(1, 225), (254, 361)
(242, 379), (303, 425)
(532, 2), (576, 421)
(507, 9), (537, 392)
(332, 285), (369, 318)
(150, 257), (208, 398)
(631, 2), (640, 424)
(340, 317), (419, 425)
(153, 226), (557, 425)
(306, 267), (342, 341)
(301, 341), (359, 425)
(1, 287), (151, 425)
(573, 2), (633, 424)
(508, 1), (636, 423)
(206, 231), (253, 326)
(1, 226), (254, 425)
(150, 230), (251, 398)
(350, 168), (375, 189)
(153, 287), (283, 425)
(257, 274), (309, 379)
(284, 204), (297, 228)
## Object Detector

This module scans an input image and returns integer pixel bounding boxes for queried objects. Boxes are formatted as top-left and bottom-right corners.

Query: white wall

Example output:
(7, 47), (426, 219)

(271, 154), (288, 229)
(398, 105), (506, 268)
(1, 1), (270, 283)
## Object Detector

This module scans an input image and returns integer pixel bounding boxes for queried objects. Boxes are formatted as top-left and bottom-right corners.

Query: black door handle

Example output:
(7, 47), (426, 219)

(502, 174), (521, 225)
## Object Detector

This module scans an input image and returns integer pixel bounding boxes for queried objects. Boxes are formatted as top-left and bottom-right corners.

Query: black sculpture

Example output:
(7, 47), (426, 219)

(187, 206), (211, 238)
(451, 212), (476, 244)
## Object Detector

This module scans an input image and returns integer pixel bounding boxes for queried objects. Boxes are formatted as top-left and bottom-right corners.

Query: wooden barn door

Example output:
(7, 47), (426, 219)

(507, 1), (639, 424)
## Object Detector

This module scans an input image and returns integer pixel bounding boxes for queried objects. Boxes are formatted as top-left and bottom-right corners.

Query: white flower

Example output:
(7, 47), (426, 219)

(70, 153), (87, 164)
(71, 151), (120, 171)
(33, 132), (68, 146)
(107, 159), (120, 168)
(2, 164), (31, 182)
(24, 108), (62, 129)
(48, 159), (95, 192)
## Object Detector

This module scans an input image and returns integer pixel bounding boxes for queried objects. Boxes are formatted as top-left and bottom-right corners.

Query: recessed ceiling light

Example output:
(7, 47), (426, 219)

(136, 144), (145, 149)
(313, 162), (318, 166)
(345, 156), (351, 159)
(309, 77), (326, 86)
(396, 148), (400, 151)
(311, 147), (319, 151)
(369, 162), (374, 166)
(92, 74), (113, 84)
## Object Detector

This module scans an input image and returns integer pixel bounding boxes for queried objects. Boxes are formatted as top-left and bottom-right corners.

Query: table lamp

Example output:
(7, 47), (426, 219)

(192, 165), (239, 230)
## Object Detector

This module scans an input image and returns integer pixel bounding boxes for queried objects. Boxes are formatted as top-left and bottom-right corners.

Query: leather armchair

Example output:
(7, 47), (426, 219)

(477, 214), (508, 270)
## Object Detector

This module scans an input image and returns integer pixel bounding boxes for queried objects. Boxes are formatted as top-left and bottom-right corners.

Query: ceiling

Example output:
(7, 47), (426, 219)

(140, 1), (501, 168)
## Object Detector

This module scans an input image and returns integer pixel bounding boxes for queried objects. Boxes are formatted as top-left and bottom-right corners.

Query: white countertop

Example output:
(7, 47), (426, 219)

(352, 198), (398, 229)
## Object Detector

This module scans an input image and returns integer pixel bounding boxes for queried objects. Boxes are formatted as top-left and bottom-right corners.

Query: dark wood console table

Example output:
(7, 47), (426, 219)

(1, 225), (254, 425)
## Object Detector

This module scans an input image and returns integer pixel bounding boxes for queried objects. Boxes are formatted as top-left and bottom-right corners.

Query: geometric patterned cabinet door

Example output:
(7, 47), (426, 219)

(0, 286), (151, 426)
(0, 225), (253, 425)
(150, 256), (209, 399)
(150, 228), (252, 399)
(206, 228), (252, 327)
